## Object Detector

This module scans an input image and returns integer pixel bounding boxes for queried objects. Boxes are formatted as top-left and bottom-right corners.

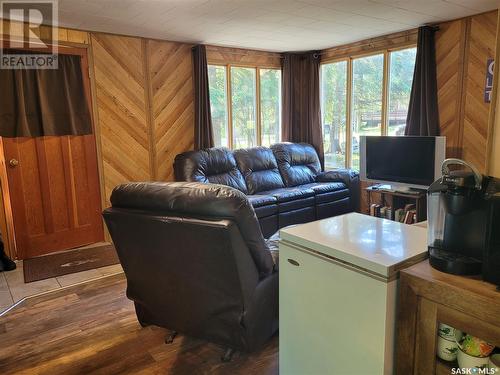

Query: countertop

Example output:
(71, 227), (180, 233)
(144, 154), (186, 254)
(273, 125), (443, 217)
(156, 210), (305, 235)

(280, 212), (428, 279)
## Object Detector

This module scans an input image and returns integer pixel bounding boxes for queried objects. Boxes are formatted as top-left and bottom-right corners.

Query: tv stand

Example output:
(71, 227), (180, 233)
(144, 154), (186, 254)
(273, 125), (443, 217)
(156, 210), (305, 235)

(370, 184), (426, 195)
(395, 186), (417, 193)
(365, 185), (427, 223)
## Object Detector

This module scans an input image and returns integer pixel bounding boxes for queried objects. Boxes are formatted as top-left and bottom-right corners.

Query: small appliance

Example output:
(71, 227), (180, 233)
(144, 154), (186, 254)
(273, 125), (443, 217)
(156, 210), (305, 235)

(427, 158), (500, 285)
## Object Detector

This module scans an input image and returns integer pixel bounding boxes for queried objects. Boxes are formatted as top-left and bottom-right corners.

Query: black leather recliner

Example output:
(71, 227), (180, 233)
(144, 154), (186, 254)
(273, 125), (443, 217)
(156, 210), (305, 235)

(103, 182), (278, 353)
(174, 142), (360, 237)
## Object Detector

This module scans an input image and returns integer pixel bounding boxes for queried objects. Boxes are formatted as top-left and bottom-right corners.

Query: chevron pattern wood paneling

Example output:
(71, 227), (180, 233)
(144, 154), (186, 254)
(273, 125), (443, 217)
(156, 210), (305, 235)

(462, 11), (497, 173)
(436, 19), (464, 159)
(91, 33), (151, 205)
(436, 11), (497, 173)
(148, 40), (195, 181)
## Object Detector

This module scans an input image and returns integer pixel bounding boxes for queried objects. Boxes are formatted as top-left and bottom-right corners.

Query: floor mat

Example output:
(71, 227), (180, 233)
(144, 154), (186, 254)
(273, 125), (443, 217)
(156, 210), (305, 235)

(23, 244), (119, 283)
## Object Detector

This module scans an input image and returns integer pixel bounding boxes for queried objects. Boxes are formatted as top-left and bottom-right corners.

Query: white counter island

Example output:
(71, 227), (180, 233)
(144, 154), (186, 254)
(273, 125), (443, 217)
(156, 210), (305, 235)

(279, 212), (427, 375)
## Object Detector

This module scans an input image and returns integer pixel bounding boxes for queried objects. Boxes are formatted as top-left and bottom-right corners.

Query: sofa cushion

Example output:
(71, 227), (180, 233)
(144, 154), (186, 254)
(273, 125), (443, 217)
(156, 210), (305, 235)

(279, 196), (316, 212)
(316, 197), (352, 219)
(248, 194), (278, 218)
(271, 143), (322, 187)
(259, 187), (315, 203)
(234, 147), (285, 194)
(253, 204), (278, 219)
(247, 194), (277, 208)
(301, 182), (347, 194)
(279, 206), (316, 227)
(173, 147), (248, 194)
(110, 182), (273, 278)
(258, 215), (279, 239)
(301, 182), (349, 204)
(316, 169), (360, 212)
(315, 189), (350, 204)
(259, 187), (315, 214)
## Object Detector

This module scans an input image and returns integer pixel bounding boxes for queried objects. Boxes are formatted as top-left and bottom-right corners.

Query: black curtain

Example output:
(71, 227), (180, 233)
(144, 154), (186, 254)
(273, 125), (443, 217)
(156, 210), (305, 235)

(0, 51), (92, 137)
(282, 51), (324, 168)
(405, 26), (440, 136)
(192, 45), (214, 150)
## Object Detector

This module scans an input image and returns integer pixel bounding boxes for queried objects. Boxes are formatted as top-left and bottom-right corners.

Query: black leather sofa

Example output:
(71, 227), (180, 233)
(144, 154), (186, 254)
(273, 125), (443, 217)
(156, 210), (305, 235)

(103, 182), (278, 353)
(174, 142), (360, 237)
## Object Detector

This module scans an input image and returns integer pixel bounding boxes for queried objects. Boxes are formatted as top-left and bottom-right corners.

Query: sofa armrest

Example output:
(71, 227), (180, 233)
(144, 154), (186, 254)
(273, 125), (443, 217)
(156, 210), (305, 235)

(316, 169), (360, 212)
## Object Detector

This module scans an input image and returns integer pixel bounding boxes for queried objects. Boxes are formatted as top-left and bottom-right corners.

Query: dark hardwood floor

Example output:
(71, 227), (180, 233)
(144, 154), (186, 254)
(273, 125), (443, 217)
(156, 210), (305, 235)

(0, 273), (278, 375)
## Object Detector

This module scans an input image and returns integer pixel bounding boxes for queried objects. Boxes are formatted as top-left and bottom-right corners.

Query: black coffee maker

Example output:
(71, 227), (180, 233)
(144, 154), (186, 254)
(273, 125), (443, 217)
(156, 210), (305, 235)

(427, 158), (500, 285)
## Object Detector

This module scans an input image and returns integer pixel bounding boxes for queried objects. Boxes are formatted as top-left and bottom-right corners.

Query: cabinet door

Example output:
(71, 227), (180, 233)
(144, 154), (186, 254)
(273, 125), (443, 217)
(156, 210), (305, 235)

(279, 242), (393, 375)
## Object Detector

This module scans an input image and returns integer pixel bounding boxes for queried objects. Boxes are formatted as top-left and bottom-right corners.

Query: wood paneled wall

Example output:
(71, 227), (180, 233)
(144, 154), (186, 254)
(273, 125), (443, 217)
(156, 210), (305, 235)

(487, 11), (500, 178)
(207, 45), (281, 67)
(436, 19), (465, 159)
(148, 40), (194, 181)
(1, 19), (89, 45)
(463, 11), (498, 172)
(91, 34), (153, 205)
(491, 85), (500, 177)
(91, 35), (196, 204)
(321, 29), (418, 62)
(436, 10), (498, 174)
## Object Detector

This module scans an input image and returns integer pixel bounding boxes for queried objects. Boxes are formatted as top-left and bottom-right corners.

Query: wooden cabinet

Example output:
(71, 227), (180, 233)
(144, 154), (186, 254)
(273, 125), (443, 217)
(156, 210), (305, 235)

(396, 260), (500, 374)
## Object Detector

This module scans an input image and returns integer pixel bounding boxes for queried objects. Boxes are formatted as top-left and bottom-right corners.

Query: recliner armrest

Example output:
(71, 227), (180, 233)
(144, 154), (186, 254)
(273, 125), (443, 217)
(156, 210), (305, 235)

(316, 169), (360, 212)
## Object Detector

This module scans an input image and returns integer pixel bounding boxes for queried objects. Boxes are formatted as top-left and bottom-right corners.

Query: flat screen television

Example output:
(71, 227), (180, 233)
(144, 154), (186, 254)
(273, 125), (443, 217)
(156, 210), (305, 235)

(360, 136), (446, 189)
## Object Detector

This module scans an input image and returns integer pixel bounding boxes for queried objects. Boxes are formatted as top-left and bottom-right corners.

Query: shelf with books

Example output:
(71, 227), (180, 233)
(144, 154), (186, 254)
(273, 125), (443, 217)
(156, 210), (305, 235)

(365, 186), (426, 224)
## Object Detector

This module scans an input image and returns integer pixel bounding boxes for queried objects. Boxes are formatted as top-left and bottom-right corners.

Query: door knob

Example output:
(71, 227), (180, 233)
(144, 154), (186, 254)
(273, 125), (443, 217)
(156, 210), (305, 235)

(8, 159), (19, 167)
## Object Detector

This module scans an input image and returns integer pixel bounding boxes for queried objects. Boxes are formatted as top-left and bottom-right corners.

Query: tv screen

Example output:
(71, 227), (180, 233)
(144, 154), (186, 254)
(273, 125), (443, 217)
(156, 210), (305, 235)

(365, 136), (437, 186)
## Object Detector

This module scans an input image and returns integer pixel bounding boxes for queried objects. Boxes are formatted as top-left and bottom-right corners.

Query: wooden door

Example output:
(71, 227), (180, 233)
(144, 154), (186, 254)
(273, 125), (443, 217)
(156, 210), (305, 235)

(1, 46), (104, 259)
(3, 135), (104, 259)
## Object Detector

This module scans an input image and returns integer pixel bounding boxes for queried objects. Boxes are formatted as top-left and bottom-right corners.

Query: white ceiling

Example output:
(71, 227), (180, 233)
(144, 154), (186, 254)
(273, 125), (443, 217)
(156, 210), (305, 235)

(25, 0), (500, 51)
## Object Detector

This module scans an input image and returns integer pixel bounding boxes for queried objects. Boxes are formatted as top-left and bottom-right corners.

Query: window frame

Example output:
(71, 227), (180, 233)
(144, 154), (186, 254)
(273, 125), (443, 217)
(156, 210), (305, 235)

(208, 63), (281, 149)
(320, 43), (417, 169)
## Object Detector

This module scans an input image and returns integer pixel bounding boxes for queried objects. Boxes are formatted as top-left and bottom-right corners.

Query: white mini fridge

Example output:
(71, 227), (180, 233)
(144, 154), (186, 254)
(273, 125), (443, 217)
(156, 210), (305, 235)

(279, 213), (427, 375)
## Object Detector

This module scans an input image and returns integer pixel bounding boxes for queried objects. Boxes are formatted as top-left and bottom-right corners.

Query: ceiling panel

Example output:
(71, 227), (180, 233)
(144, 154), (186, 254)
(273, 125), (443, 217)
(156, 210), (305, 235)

(3, 0), (497, 51)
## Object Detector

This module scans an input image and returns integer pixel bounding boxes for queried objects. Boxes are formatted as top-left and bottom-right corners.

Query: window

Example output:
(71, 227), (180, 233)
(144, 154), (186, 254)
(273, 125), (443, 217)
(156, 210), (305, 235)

(388, 48), (417, 136)
(231, 67), (257, 149)
(208, 65), (281, 148)
(351, 54), (384, 171)
(320, 61), (347, 170)
(320, 47), (417, 170)
(208, 65), (229, 147)
(260, 69), (282, 147)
